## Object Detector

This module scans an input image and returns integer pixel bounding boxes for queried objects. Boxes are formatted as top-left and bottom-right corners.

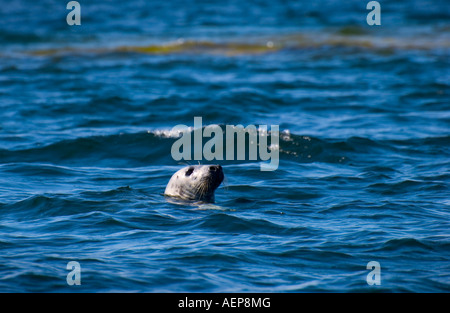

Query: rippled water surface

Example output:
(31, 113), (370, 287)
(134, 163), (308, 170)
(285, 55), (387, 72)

(0, 0), (449, 292)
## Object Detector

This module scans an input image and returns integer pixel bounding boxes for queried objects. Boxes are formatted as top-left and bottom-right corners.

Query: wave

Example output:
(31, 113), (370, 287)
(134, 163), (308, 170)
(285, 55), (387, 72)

(0, 129), (448, 167)
(194, 212), (312, 236)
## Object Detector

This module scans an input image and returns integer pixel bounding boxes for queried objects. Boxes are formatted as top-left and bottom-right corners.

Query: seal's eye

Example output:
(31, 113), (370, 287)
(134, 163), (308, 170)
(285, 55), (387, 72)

(185, 167), (194, 176)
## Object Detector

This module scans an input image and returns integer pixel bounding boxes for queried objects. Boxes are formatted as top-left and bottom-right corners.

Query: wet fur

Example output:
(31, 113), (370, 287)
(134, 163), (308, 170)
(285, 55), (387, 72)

(164, 165), (224, 203)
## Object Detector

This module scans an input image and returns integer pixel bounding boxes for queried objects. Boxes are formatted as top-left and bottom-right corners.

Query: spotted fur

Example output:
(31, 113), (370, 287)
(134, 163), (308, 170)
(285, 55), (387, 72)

(164, 165), (224, 203)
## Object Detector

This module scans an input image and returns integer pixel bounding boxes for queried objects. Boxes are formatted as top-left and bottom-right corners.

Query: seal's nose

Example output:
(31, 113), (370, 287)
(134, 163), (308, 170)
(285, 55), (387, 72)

(209, 165), (224, 187)
(209, 165), (222, 172)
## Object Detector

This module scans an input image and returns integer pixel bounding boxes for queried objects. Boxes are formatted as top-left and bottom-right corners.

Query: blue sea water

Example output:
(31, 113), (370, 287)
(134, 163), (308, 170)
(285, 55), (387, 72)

(0, 0), (449, 292)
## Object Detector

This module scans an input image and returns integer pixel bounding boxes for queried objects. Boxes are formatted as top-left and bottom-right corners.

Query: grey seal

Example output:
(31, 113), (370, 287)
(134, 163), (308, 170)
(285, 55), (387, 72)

(164, 165), (224, 203)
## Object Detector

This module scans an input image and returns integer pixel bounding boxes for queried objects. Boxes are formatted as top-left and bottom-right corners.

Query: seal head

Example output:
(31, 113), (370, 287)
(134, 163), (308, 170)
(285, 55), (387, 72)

(164, 165), (224, 203)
